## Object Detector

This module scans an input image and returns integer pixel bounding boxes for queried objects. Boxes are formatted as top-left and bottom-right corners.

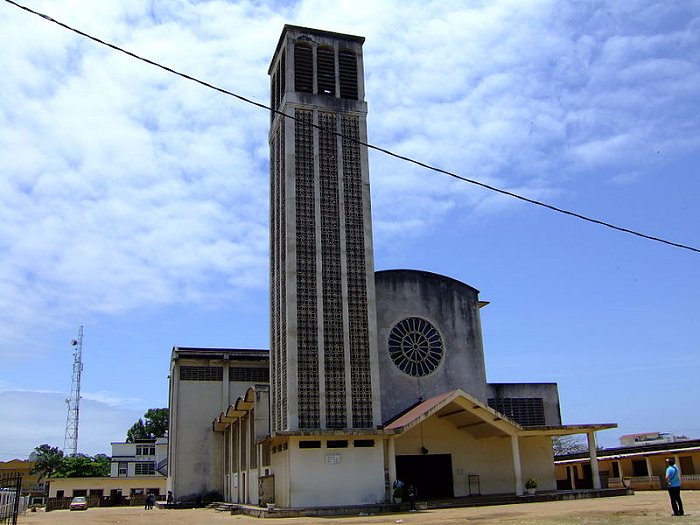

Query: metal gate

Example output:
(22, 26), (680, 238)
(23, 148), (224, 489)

(0, 473), (24, 525)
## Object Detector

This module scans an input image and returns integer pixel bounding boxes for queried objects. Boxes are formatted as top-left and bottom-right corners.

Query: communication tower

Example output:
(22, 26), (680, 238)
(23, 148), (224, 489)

(63, 325), (84, 457)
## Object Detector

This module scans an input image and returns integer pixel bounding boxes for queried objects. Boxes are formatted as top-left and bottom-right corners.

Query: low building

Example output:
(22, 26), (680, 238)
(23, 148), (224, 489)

(47, 437), (168, 503)
(555, 438), (700, 490)
(0, 459), (46, 505)
(47, 476), (166, 500)
(619, 432), (689, 447)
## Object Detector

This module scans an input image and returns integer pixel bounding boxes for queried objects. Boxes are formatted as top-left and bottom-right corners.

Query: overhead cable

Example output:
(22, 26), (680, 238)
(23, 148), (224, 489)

(5, 0), (699, 254)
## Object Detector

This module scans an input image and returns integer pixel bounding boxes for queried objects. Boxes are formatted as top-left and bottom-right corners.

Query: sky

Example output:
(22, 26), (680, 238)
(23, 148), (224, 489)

(1, 0), (699, 460)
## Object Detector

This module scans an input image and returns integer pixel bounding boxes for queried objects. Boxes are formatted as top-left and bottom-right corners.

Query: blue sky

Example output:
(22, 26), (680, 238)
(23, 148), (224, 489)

(1, 0), (699, 459)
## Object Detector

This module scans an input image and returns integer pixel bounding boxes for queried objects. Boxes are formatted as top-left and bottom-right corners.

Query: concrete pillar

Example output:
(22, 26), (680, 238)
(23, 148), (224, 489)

(587, 431), (601, 489)
(245, 412), (252, 504)
(237, 419), (242, 503)
(511, 435), (523, 496)
(387, 437), (397, 502)
(645, 456), (653, 483)
(228, 424), (234, 501)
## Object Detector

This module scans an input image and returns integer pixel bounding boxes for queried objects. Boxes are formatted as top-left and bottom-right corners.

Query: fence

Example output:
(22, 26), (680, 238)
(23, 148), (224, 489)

(46, 494), (165, 512)
(0, 474), (27, 525)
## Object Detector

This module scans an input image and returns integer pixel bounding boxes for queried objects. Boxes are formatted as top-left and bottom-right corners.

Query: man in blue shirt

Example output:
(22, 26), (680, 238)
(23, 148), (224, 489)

(665, 458), (684, 516)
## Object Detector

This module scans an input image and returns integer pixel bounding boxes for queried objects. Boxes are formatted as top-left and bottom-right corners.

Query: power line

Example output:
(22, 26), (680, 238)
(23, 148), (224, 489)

(5, 0), (699, 254)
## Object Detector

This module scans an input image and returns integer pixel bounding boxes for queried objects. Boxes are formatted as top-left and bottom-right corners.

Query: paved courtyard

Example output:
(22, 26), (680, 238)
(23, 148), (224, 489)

(17, 491), (697, 525)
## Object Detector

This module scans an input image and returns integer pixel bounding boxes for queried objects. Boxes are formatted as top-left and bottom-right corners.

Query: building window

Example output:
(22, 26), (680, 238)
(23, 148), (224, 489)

(353, 439), (375, 447)
(327, 440), (348, 448)
(118, 462), (127, 476)
(230, 367), (270, 382)
(135, 462), (155, 476)
(388, 317), (444, 377)
(298, 440), (321, 449)
(680, 456), (695, 475)
(180, 366), (223, 381)
(136, 445), (156, 456)
(56, 490), (64, 499)
(487, 398), (546, 426)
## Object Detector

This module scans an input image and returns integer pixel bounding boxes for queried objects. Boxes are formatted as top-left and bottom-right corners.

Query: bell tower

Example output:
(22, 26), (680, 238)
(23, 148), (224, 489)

(268, 25), (381, 433)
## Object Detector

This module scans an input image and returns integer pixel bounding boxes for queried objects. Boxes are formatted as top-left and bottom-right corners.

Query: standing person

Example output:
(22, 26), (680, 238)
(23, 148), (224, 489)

(167, 491), (174, 509)
(407, 483), (417, 512)
(665, 458), (684, 516)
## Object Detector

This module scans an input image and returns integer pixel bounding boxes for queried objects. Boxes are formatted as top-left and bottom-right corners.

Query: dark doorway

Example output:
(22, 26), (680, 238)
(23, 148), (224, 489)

(396, 454), (454, 499)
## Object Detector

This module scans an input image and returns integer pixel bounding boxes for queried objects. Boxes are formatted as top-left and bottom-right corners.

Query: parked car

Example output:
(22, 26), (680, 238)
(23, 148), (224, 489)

(69, 496), (88, 511)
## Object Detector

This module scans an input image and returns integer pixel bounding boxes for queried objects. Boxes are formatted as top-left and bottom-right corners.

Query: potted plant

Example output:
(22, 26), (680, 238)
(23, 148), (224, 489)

(525, 477), (538, 495)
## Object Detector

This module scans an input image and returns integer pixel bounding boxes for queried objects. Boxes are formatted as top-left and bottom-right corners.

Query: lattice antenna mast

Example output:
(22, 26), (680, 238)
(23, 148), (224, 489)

(63, 325), (84, 457)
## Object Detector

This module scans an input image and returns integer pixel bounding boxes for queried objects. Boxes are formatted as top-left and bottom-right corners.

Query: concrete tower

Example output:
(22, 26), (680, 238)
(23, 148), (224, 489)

(268, 25), (381, 433)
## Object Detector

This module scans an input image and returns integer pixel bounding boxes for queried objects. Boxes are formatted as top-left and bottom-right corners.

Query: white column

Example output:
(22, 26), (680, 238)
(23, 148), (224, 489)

(245, 412), (252, 504)
(511, 435), (523, 496)
(237, 420), (242, 503)
(386, 437), (397, 502)
(587, 431), (601, 489)
(645, 456), (653, 483)
(228, 424), (234, 501)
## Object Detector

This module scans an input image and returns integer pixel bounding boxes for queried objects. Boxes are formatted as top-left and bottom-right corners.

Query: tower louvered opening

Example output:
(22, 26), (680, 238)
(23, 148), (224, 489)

(317, 46), (336, 96)
(294, 42), (313, 93)
(339, 49), (358, 100)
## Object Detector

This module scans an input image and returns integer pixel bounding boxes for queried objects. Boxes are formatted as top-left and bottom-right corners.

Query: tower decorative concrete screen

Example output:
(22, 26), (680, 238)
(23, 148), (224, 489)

(269, 25), (381, 433)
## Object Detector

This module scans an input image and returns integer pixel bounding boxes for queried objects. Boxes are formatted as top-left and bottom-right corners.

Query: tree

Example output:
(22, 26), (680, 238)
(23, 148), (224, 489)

(31, 444), (64, 481)
(126, 408), (168, 442)
(54, 453), (111, 478)
(552, 435), (588, 456)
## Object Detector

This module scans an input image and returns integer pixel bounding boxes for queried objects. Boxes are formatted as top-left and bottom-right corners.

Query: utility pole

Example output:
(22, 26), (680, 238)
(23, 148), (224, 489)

(63, 325), (84, 457)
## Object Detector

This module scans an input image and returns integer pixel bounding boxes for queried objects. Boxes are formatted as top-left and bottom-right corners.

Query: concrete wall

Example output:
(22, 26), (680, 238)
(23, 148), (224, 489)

(168, 352), (268, 500)
(395, 416), (556, 495)
(375, 270), (489, 422)
(48, 477), (165, 498)
(273, 436), (385, 507)
(486, 383), (562, 425)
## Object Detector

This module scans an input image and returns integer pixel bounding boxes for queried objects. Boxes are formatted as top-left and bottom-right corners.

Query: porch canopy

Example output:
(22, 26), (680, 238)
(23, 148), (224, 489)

(382, 389), (616, 494)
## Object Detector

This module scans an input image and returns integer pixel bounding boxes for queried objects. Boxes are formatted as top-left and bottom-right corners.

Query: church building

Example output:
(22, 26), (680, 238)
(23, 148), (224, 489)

(166, 25), (614, 508)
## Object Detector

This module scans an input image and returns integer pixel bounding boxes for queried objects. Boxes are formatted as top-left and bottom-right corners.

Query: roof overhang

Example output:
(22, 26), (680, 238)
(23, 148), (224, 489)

(212, 386), (257, 432)
(383, 389), (616, 440)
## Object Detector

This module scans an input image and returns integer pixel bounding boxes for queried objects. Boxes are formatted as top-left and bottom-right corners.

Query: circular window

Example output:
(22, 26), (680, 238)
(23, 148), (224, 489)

(388, 317), (444, 377)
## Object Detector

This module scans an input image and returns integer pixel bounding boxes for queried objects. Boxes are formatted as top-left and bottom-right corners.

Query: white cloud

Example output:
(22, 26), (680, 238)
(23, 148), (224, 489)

(0, 390), (142, 459)
(1, 0), (700, 362)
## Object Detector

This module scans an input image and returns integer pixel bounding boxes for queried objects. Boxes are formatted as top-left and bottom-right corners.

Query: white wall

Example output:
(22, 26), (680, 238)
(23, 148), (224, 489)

(395, 417), (556, 495)
(282, 437), (385, 507)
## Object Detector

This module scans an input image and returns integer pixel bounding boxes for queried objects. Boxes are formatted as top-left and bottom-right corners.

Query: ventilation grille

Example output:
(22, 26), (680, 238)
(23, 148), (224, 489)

(339, 49), (358, 100)
(180, 366), (223, 381)
(294, 43), (313, 93)
(230, 367), (270, 382)
(487, 398), (546, 426)
(317, 46), (335, 95)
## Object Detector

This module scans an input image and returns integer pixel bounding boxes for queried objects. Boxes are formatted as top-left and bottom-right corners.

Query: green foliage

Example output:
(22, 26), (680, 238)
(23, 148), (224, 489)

(525, 477), (538, 489)
(31, 445), (110, 479)
(126, 408), (168, 442)
(54, 453), (111, 478)
(31, 444), (64, 481)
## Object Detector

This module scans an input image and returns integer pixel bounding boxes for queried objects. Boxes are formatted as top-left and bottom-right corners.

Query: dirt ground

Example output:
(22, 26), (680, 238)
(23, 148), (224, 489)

(17, 491), (698, 525)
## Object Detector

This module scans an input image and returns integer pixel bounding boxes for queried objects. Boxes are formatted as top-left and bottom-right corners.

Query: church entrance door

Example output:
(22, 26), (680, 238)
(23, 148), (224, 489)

(396, 454), (454, 499)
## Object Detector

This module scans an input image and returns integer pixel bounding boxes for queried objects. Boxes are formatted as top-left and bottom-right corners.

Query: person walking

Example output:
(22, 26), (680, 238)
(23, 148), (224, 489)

(665, 458), (684, 516)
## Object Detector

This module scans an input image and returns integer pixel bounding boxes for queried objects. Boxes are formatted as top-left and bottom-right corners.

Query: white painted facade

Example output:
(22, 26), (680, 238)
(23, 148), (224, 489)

(110, 437), (168, 478)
